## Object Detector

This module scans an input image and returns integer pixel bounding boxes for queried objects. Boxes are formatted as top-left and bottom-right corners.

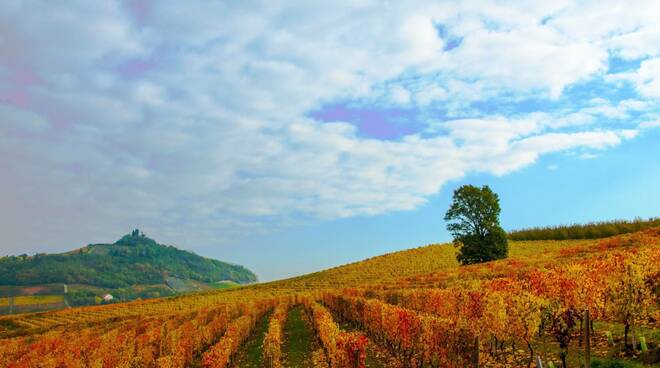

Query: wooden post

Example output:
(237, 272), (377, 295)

(473, 336), (480, 368)
(63, 284), (70, 308)
(639, 336), (648, 352)
(536, 355), (544, 368)
(583, 310), (591, 368)
(8, 296), (14, 315)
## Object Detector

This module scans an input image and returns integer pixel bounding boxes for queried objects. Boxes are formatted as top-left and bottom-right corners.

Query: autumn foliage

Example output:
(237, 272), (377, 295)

(306, 300), (367, 368)
(0, 227), (658, 368)
(262, 302), (289, 368)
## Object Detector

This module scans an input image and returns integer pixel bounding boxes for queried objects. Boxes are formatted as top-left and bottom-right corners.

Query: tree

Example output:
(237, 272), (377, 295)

(444, 185), (508, 265)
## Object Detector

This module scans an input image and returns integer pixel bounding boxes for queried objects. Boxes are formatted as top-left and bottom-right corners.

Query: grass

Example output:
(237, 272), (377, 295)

(282, 305), (317, 366)
(530, 321), (659, 368)
(594, 321), (660, 346)
(592, 357), (651, 368)
(0, 295), (64, 306)
(232, 312), (271, 367)
(212, 280), (240, 290)
(0, 284), (66, 297)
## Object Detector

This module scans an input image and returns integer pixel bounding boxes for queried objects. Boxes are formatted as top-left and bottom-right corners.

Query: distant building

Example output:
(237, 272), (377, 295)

(102, 294), (114, 302)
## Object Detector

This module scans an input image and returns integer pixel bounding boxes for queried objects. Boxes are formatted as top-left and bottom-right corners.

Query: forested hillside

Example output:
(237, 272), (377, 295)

(0, 230), (256, 289)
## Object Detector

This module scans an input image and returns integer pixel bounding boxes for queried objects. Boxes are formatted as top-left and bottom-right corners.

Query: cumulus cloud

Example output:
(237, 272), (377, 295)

(0, 0), (658, 251)
(631, 58), (660, 98)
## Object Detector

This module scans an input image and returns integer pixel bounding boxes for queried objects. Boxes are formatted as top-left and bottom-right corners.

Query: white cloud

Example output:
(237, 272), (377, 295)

(608, 26), (660, 60)
(0, 105), (49, 133)
(388, 85), (412, 105)
(639, 119), (660, 129)
(578, 98), (652, 120)
(0, 0), (658, 251)
(399, 14), (444, 63)
(580, 153), (598, 160)
(414, 84), (448, 105)
(631, 58), (660, 98)
(441, 26), (607, 98)
(608, 57), (660, 99)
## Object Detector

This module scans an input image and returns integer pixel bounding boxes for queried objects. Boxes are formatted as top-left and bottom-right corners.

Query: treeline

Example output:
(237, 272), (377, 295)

(508, 217), (660, 241)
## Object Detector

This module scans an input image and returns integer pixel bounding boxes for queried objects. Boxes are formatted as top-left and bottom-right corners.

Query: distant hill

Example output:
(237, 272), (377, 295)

(0, 230), (256, 306)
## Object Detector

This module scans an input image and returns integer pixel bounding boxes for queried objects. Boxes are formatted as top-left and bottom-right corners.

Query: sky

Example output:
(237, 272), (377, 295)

(1, 1), (659, 281)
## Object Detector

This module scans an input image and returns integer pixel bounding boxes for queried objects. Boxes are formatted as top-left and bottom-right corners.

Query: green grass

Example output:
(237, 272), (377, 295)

(211, 280), (240, 290)
(592, 357), (650, 368)
(282, 305), (317, 366)
(594, 321), (660, 345)
(532, 321), (659, 368)
(233, 312), (271, 367)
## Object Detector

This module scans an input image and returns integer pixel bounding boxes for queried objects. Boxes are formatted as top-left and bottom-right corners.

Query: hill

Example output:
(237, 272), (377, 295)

(253, 236), (600, 291)
(1, 228), (658, 368)
(0, 230), (257, 307)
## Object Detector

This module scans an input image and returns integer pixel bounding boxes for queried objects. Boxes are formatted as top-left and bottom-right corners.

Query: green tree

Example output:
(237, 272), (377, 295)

(444, 185), (508, 264)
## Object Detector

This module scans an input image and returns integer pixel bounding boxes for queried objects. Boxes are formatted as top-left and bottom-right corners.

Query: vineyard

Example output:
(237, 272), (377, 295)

(0, 228), (658, 367)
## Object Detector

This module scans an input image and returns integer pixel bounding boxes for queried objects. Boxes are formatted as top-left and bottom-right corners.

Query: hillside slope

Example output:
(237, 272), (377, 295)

(0, 230), (256, 290)
(256, 237), (599, 291)
(0, 228), (658, 368)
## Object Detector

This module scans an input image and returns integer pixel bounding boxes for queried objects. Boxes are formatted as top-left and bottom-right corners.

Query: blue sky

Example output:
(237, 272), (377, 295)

(222, 127), (660, 280)
(1, 1), (659, 281)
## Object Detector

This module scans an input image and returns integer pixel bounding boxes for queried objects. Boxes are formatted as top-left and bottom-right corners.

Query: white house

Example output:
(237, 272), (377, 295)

(102, 294), (114, 302)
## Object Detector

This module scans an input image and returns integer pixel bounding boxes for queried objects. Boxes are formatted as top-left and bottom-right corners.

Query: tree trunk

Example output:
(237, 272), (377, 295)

(584, 310), (591, 368)
(624, 323), (630, 349)
(473, 336), (480, 368)
(527, 341), (534, 368)
(578, 318), (583, 347)
(560, 352), (568, 368)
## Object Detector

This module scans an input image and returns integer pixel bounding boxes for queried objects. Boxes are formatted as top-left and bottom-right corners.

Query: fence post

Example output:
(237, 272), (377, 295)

(536, 355), (544, 368)
(639, 336), (648, 352)
(583, 309), (591, 368)
(473, 336), (480, 368)
(63, 284), (70, 308)
(9, 296), (14, 315)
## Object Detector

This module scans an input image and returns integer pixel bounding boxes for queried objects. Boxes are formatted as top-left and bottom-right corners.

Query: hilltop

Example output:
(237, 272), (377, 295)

(255, 235), (598, 291)
(0, 230), (256, 307)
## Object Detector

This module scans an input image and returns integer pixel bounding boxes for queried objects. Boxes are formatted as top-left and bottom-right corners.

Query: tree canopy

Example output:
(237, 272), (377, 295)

(444, 185), (508, 264)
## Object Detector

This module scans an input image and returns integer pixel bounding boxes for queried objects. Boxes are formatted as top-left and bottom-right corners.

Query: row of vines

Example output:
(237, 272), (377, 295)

(0, 228), (657, 368)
